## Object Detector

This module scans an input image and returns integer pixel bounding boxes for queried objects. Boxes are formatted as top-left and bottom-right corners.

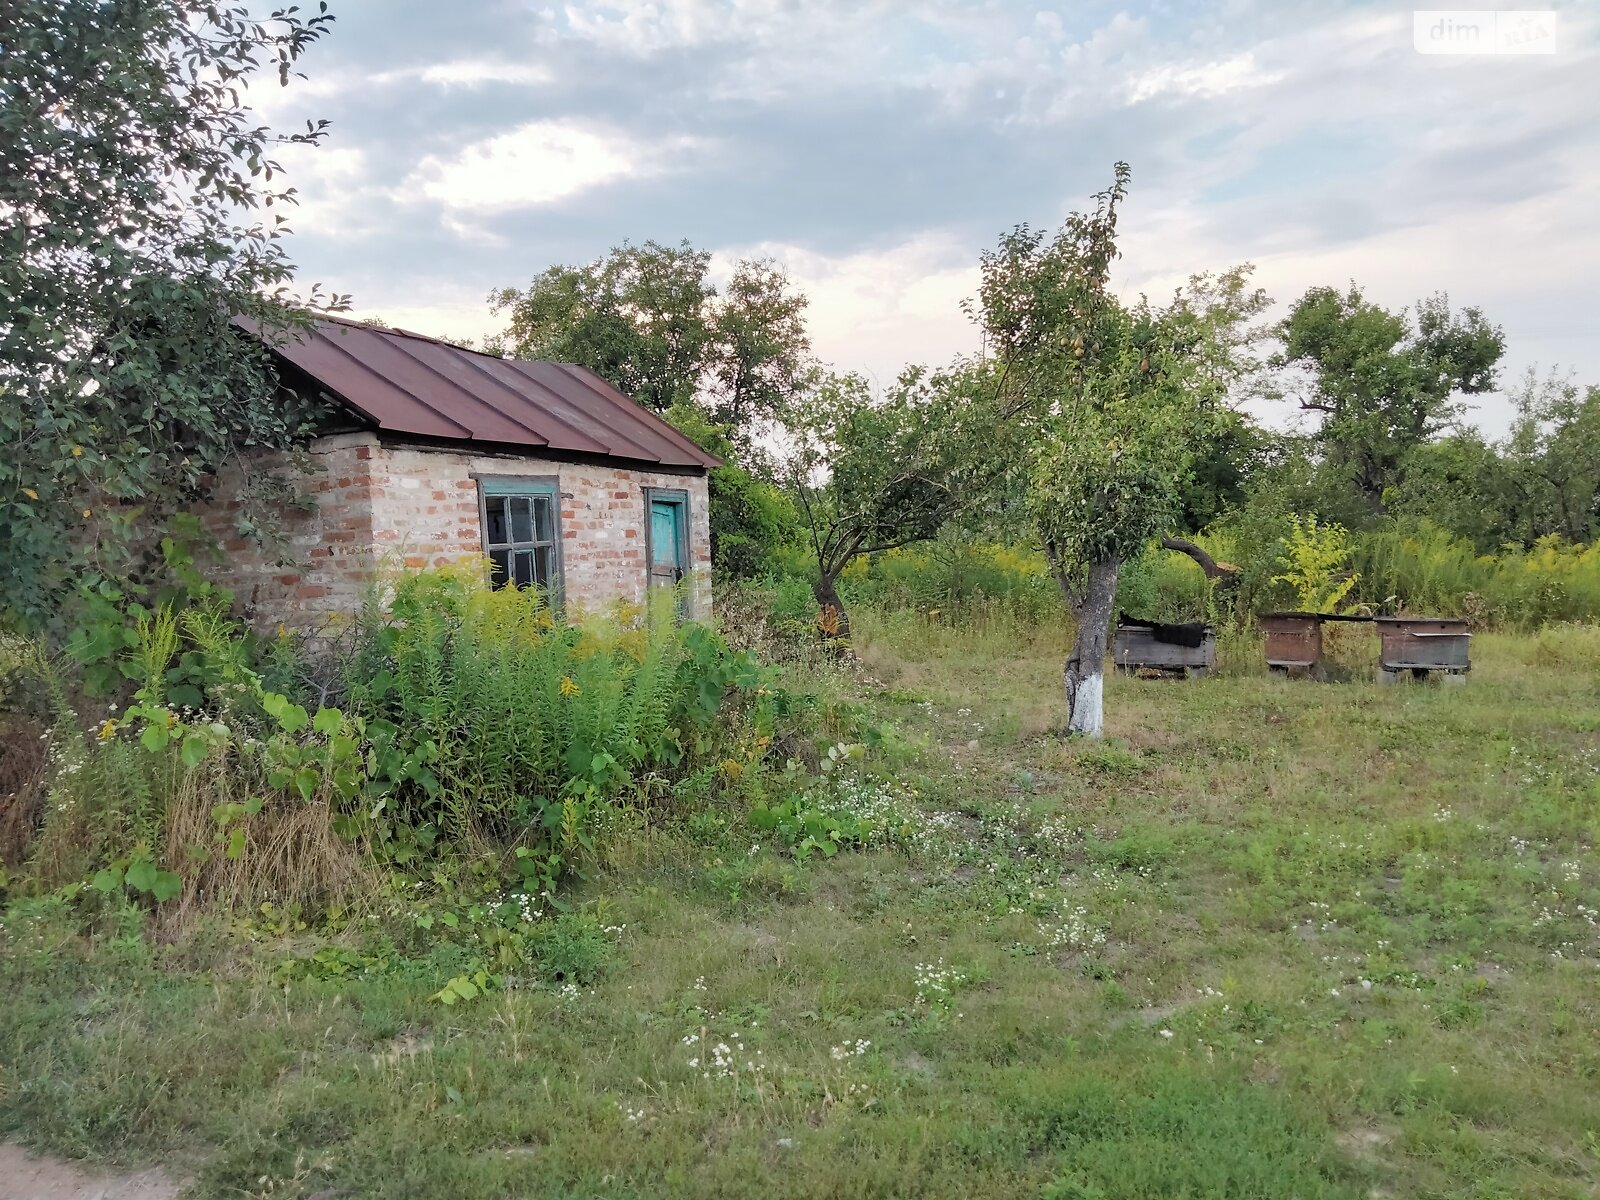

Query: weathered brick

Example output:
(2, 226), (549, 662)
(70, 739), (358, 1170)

(196, 433), (710, 629)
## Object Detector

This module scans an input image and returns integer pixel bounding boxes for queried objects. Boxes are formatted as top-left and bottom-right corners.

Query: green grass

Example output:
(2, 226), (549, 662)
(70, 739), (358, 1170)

(4, 616), (1600, 1198)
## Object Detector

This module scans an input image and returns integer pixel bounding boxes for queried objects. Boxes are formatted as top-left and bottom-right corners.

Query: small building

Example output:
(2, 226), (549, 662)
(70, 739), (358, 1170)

(204, 316), (718, 628)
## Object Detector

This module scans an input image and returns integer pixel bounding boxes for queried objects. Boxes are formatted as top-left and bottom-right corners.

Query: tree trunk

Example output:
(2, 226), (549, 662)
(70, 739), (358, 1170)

(812, 573), (852, 642)
(1063, 555), (1119, 738)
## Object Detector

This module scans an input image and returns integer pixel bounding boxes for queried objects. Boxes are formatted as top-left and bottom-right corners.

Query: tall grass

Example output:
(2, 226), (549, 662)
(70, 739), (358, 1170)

(359, 568), (722, 842)
(1355, 523), (1600, 626)
(835, 542), (1061, 625)
(795, 525), (1600, 632)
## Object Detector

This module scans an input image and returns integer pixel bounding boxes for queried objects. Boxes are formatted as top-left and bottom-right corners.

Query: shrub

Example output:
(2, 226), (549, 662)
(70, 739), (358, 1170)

(532, 912), (615, 984)
(1273, 515), (1360, 613)
(16, 567), (786, 916)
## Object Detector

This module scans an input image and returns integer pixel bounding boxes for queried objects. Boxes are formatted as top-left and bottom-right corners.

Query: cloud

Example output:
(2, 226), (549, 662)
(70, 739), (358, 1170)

(714, 233), (981, 388)
(408, 121), (706, 212)
(249, 0), (1599, 433)
(411, 59), (553, 87)
(1127, 52), (1285, 103)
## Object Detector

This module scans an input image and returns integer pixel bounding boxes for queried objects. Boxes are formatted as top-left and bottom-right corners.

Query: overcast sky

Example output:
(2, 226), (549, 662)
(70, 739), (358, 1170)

(257, 0), (1599, 436)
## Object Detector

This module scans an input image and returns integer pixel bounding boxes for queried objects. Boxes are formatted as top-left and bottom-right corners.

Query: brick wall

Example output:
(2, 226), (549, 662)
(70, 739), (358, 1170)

(201, 432), (711, 629)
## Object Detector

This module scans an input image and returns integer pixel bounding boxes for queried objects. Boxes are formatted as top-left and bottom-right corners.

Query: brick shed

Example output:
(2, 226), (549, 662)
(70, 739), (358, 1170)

(205, 317), (718, 629)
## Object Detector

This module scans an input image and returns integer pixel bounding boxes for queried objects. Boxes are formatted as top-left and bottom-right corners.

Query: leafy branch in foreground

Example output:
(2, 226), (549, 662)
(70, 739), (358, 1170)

(0, 0), (348, 626)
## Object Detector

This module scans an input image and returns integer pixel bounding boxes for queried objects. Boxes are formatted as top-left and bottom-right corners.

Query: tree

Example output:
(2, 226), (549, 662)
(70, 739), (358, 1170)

(0, 0), (343, 626)
(490, 242), (718, 415)
(1274, 285), (1504, 509)
(777, 369), (963, 639)
(969, 165), (1268, 735)
(1504, 370), (1600, 544)
(708, 258), (812, 435)
(1388, 432), (1514, 552)
(490, 242), (811, 445)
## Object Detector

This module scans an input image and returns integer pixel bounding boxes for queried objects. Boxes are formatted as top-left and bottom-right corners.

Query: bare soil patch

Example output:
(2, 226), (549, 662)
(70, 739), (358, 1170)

(0, 1143), (183, 1200)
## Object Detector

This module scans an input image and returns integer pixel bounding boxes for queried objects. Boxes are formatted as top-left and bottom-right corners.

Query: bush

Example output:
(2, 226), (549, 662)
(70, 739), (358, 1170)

(13, 567), (787, 915)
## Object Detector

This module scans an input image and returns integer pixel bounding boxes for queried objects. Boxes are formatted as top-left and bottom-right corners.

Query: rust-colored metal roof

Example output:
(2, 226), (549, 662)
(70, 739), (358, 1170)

(239, 315), (719, 470)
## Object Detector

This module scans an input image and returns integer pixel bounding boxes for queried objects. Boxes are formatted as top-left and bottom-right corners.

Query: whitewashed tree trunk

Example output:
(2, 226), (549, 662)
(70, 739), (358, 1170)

(1063, 556), (1119, 737)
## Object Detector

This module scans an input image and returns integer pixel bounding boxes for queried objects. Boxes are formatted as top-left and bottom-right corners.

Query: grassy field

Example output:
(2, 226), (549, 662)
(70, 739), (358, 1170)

(3, 615), (1599, 1198)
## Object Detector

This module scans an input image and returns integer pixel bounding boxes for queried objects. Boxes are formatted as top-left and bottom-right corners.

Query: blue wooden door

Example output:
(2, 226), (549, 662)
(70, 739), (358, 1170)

(649, 498), (684, 589)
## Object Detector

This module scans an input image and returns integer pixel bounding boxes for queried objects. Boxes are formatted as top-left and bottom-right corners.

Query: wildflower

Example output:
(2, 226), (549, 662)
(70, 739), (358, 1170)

(96, 719), (117, 741)
(1158, 1028), (1174, 1039)
(559, 675), (580, 698)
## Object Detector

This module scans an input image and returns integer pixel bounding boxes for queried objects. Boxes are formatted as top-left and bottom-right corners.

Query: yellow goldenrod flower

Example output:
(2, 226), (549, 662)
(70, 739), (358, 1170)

(96, 719), (116, 741)
(559, 676), (580, 698)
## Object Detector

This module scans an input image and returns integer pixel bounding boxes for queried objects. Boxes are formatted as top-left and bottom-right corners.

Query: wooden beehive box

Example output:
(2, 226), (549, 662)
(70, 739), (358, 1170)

(1374, 616), (1471, 682)
(1113, 622), (1216, 678)
(1258, 612), (1324, 673)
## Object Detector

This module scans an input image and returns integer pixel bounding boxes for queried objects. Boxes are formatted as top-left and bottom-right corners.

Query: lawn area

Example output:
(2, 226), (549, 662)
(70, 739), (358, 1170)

(3, 617), (1599, 1199)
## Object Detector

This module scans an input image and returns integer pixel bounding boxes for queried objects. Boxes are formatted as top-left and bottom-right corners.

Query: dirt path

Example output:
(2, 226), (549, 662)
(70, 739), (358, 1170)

(0, 1144), (182, 1200)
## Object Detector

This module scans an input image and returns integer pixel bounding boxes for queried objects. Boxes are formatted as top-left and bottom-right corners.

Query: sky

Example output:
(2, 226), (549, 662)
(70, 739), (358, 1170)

(255, 0), (1599, 437)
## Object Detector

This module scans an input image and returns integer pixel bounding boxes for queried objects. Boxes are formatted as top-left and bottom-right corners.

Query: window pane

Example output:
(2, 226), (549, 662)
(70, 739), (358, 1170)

(534, 545), (554, 588)
(512, 549), (536, 588)
(510, 497), (534, 543)
(533, 495), (554, 542)
(488, 548), (510, 589)
(485, 496), (509, 546)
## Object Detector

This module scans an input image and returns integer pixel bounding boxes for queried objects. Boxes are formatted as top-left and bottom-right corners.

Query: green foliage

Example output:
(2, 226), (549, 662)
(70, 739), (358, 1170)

(1273, 515), (1360, 613)
(337, 570), (781, 879)
(1114, 541), (1214, 623)
(18, 565), (789, 913)
(1275, 286), (1504, 507)
(776, 367), (968, 624)
(664, 404), (802, 578)
(88, 846), (182, 905)
(1502, 370), (1600, 545)
(489, 241), (810, 439)
(62, 526), (251, 702)
(1387, 433), (1514, 552)
(1356, 522), (1600, 626)
(0, 0), (347, 624)
(750, 795), (875, 862)
(531, 912), (615, 985)
(834, 540), (1060, 625)
(968, 167), (1269, 587)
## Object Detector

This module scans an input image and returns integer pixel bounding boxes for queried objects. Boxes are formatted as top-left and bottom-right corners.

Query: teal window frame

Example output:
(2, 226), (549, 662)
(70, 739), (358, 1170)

(476, 475), (564, 601)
